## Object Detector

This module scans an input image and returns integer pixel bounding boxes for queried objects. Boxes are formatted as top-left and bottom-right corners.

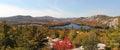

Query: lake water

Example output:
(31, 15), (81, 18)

(54, 23), (103, 30)
(54, 23), (92, 29)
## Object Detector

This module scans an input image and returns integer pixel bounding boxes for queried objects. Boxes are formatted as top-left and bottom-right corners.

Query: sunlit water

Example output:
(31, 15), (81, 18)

(54, 23), (103, 30)
(54, 23), (91, 29)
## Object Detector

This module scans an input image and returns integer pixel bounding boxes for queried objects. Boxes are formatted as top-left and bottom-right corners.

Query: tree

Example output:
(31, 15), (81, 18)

(0, 21), (16, 50)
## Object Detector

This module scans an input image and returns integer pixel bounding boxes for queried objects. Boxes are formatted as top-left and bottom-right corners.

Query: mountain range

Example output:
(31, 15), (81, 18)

(0, 15), (119, 27)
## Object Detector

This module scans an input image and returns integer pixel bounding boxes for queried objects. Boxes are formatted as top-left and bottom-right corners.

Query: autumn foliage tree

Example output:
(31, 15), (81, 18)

(0, 21), (119, 50)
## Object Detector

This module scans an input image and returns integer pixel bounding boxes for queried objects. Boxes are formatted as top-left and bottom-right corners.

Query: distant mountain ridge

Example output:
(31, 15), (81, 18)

(34, 16), (60, 21)
(0, 15), (119, 28)
(0, 15), (66, 25)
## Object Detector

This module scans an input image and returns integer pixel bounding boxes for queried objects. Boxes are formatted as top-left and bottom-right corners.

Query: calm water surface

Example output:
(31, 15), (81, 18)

(55, 23), (91, 29)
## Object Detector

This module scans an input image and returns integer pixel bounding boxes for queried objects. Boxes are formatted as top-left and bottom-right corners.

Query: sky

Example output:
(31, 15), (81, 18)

(0, 0), (120, 18)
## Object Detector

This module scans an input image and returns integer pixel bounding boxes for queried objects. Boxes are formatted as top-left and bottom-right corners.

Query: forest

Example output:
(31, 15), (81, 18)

(0, 21), (120, 50)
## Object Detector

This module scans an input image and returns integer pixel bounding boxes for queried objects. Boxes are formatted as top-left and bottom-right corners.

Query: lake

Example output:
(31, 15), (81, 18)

(54, 23), (102, 29)
(54, 23), (89, 29)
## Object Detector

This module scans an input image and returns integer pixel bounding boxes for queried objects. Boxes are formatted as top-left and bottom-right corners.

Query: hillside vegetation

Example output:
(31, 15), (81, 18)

(0, 21), (120, 50)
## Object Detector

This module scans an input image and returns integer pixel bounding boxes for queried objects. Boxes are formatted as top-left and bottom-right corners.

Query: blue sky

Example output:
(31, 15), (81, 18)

(0, 0), (120, 18)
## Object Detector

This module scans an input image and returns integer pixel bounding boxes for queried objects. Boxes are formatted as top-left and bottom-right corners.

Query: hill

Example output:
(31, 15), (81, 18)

(0, 15), (119, 28)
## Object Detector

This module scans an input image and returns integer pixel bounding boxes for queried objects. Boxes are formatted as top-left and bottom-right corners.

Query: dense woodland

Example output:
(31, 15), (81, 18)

(0, 21), (120, 50)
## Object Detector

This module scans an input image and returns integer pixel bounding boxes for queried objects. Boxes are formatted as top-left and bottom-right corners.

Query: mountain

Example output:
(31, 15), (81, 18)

(87, 15), (110, 22)
(71, 15), (120, 28)
(34, 16), (60, 22)
(0, 15), (119, 28)
(0, 15), (33, 24)
(0, 15), (63, 24)
(0, 15), (32, 21)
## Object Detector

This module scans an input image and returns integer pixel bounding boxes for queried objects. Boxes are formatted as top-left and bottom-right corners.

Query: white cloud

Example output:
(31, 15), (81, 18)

(0, 4), (69, 18)
(0, 4), (113, 18)
(0, 4), (27, 17)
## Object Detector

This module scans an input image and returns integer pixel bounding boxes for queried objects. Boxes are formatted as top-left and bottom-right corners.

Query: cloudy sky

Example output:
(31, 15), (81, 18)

(0, 0), (120, 18)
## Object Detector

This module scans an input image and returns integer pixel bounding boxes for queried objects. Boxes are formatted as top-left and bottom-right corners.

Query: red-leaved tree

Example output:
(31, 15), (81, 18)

(53, 36), (75, 50)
